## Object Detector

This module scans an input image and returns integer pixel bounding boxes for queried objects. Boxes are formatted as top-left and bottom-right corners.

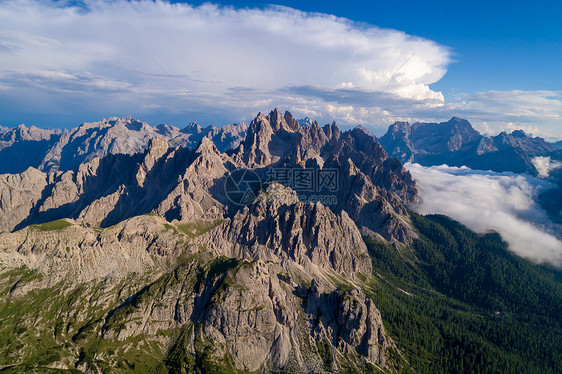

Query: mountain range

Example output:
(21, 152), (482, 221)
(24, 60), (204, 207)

(379, 117), (558, 175)
(0, 117), (248, 174)
(0, 109), (560, 373)
(4, 115), (558, 178)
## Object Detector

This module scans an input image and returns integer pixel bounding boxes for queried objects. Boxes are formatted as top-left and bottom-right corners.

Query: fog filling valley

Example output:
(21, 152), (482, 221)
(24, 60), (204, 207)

(406, 163), (562, 268)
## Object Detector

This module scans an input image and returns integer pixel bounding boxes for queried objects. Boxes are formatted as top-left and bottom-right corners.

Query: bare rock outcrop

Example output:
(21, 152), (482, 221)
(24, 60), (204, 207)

(0, 109), (418, 245)
(0, 167), (47, 232)
(379, 116), (558, 175)
(200, 183), (371, 277)
(0, 107), (414, 371)
(98, 255), (395, 372)
(231, 108), (418, 244)
(0, 215), (188, 287)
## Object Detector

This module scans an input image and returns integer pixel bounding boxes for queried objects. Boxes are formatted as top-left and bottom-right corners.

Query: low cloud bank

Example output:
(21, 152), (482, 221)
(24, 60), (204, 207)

(532, 156), (562, 178)
(406, 163), (562, 268)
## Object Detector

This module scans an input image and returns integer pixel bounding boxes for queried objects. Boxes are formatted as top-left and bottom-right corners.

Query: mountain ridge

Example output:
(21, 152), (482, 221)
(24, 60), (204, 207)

(0, 117), (248, 174)
(0, 110), (560, 373)
(379, 117), (557, 175)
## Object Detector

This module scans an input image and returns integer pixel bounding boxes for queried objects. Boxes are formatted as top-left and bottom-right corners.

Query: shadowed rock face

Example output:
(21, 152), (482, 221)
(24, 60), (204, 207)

(0, 187), (397, 372)
(379, 117), (557, 175)
(0, 109), (415, 372)
(0, 109), (417, 245)
(0, 117), (248, 174)
(232, 108), (418, 243)
(198, 183), (372, 277)
(0, 124), (62, 174)
(40, 116), (248, 172)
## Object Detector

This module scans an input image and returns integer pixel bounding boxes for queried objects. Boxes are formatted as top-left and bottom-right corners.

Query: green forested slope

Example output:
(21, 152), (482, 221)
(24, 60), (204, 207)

(364, 213), (562, 373)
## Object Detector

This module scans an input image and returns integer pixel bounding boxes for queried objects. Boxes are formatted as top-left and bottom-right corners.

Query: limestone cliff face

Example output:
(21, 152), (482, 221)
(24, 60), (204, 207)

(0, 109), (417, 372)
(0, 124), (61, 174)
(199, 183), (372, 277)
(0, 137), (214, 231)
(233, 109), (418, 244)
(154, 137), (233, 222)
(0, 116), (247, 174)
(0, 215), (187, 287)
(0, 167), (47, 232)
(39, 116), (248, 172)
(0, 206), (398, 372)
(0, 109), (417, 245)
(99, 258), (393, 372)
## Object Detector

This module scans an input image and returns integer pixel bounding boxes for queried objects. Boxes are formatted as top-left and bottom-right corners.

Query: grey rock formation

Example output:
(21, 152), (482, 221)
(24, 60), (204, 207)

(0, 109), (415, 372)
(40, 116), (181, 172)
(0, 109), (417, 246)
(233, 109), (417, 243)
(0, 215), (186, 287)
(181, 121), (249, 152)
(199, 183), (372, 276)
(0, 196), (398, 372)
(0, 117), (247, 175)
(0, 167), (47, 232)
(379, 117), (557, 175)
(0, 124), (61, 173)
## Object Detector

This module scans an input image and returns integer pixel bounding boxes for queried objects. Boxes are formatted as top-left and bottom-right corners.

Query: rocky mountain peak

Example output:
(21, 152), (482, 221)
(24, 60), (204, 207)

(380, 116), (557, 175)
(0, 109), (426, 372)
(511, 129), (527, 138)
(268, 108), (286, 132)
(144, 136), (170, 163)
(202, 182), (373, 277)
(381, 121), (412, 147)
(181, 121), (203, 133)
(2, 123), (59, 143)
(194, 136), (219, 155)
(283, 110), (301, 131)
(155, 123), (179, 137)
(0, 108), (418, 245)
(236, 111), (276, 167)
(445, 116), (480, 136)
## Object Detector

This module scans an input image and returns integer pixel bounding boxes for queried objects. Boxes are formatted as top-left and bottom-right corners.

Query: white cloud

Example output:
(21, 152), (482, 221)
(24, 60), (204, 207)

(532, 156), (562, 178)
(1, 1), (561, 139)
(406, 163), (562, 268)
(442, 90), (562, 139)
(0, 0), (449, 126)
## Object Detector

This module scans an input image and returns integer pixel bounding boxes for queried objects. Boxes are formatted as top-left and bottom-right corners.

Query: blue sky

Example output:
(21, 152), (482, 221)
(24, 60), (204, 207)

(191, 0), (562, 91)
(1, 0), (561, 138)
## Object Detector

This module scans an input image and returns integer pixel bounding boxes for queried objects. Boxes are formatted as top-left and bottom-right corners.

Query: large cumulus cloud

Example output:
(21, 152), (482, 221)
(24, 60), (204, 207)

(2, 0), (561, 138)
(0, 0), (449, 127)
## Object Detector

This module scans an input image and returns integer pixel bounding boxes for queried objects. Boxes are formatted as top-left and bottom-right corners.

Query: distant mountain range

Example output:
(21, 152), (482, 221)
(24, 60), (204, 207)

(379, 117), (558, 175)
(0, 110), (560, 373)
(3, 115), (558, 177)
(0, 117), (248, 174)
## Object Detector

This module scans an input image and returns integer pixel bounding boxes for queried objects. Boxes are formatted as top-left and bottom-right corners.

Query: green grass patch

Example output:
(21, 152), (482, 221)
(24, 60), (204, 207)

(31, 219), (72, 232)
(176, 219), (225, 238)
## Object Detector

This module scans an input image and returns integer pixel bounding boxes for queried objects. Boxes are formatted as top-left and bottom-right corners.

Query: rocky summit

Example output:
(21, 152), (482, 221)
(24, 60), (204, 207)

(0, 117), (248, 174)
(0, 109), (561, 373)
(0, 109), (416, 373)
(379, 117), (557, 175)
